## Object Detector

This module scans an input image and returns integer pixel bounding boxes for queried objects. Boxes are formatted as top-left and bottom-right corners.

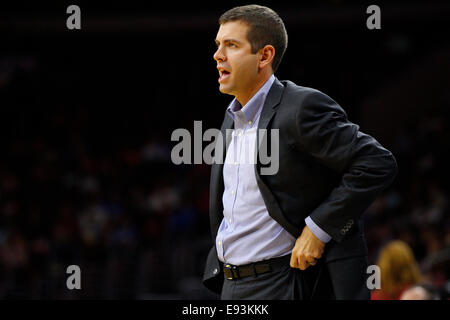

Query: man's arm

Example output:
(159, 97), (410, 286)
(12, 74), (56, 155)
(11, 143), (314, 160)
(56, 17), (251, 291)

(290, 89), (397, 269)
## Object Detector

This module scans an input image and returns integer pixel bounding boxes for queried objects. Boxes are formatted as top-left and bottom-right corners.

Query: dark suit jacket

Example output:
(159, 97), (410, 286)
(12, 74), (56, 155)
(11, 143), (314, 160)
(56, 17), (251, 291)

(203, 78), (398, 294)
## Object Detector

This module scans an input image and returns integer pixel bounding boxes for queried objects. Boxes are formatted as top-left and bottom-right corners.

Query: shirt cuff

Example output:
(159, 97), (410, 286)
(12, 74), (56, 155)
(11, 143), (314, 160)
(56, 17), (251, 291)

(305, 216), (332, 243)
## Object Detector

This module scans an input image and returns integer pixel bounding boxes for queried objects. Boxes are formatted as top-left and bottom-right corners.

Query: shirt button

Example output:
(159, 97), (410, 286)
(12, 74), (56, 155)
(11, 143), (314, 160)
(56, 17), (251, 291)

(231, 190), (235, 195)
(229, 219), (232, 223)
(234, 162), (238, 166)
(248, 121), (252, 125)
(238, 132), (242, 136)
(218, 241), (222, 246)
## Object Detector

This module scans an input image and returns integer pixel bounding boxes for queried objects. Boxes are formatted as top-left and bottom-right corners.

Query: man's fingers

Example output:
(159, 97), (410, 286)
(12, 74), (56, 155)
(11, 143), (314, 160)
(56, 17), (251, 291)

(312, 249), (323, 259)
(298, 255), (309, 270)
(291, 252), (320, 270)
(308, 259), (317, 266)
(302, 255), (319, 269)
(291, 249), (321, 270)
(290, 253), (298, 268)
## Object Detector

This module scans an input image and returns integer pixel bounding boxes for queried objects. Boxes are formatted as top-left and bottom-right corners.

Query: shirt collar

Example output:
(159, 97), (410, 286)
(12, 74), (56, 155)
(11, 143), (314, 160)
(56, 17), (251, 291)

(227, 74), (276, 122)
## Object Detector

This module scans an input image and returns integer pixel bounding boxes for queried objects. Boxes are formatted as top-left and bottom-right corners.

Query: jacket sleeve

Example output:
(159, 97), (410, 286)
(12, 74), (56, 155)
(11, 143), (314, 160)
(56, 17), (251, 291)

(295, 90), (398, 242)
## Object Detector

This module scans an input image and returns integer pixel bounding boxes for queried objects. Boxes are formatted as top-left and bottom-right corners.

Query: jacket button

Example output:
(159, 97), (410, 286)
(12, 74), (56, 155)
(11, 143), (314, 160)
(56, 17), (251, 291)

(213, 268), (218, 275)
(340, 229), (346, 235)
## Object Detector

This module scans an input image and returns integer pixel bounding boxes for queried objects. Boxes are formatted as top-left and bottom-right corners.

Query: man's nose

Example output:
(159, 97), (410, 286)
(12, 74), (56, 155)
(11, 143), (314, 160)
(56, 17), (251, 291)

(213, 47), (226, 62)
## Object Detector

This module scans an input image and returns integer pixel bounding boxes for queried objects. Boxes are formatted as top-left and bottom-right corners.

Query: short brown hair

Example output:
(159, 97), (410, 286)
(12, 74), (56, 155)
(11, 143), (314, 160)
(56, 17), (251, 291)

(218, 4), (288, 73)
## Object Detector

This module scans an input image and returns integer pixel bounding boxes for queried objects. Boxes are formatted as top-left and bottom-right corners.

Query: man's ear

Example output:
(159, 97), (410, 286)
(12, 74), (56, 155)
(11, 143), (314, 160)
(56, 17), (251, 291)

(258, 45), (275, 70)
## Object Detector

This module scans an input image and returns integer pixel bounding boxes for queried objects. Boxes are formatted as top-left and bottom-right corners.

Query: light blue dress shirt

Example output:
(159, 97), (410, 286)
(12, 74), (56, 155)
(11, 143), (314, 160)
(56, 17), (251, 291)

(216, 75), (331, 266)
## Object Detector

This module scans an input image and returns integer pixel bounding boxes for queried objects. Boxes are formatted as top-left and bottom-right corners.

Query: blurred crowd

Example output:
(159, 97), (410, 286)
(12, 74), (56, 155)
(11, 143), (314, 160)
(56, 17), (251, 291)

(0, 52), (449, 299)
(365, 103), (450, 299)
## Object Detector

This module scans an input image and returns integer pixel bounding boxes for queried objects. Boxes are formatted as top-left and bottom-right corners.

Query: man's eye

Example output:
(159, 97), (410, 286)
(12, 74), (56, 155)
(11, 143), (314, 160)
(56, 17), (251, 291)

(228, 43), (236, 47)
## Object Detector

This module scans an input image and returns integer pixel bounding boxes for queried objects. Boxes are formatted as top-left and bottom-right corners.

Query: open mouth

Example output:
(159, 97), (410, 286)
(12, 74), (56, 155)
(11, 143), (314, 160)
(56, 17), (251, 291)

(219, 70), (230, 83)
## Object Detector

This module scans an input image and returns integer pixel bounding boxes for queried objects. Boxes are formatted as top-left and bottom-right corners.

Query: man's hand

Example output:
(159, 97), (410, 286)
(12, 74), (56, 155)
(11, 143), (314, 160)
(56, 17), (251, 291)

(290, 225), (325, 270)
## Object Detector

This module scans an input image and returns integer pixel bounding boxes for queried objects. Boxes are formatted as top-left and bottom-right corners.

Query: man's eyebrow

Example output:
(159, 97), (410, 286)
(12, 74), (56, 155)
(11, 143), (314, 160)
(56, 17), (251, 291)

(215, 39), (242, 45)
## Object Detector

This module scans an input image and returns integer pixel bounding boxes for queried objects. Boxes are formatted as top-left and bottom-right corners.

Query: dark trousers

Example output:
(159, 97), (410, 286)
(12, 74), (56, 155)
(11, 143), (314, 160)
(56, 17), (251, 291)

(221, 255), (370, 300)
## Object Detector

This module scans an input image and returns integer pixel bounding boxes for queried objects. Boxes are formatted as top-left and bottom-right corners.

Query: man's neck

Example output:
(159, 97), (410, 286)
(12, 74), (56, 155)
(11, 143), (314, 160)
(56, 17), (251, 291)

(236, 74), (273, 107)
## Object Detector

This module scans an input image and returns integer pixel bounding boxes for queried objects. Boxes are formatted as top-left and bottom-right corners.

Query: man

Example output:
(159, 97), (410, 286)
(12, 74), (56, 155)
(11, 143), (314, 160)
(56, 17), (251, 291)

(203, 4), (397, 300)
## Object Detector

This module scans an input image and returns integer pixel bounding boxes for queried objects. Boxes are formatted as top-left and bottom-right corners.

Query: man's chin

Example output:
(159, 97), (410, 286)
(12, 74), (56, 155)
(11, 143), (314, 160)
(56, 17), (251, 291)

(219, 84), (232, 95)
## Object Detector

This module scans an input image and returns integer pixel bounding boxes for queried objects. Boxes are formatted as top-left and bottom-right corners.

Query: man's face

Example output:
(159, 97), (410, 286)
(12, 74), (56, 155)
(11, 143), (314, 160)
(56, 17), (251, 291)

(214, 21), (260, 100)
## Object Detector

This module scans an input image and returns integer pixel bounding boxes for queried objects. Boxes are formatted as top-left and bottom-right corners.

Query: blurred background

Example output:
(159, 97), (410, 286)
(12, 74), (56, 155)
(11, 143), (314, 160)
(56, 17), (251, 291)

(0, 0), (449, 299)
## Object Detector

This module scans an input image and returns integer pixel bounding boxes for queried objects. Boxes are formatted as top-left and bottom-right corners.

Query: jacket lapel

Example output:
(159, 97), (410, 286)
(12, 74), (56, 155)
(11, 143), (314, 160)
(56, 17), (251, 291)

(254, 79), (300, 238)
(257, 78), (284, 132)
(256, 78), (284, 168)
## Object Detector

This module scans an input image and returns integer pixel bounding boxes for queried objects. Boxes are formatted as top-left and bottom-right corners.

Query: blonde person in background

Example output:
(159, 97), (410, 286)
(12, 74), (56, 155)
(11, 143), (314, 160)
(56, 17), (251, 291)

(371, 240), (422, 299)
